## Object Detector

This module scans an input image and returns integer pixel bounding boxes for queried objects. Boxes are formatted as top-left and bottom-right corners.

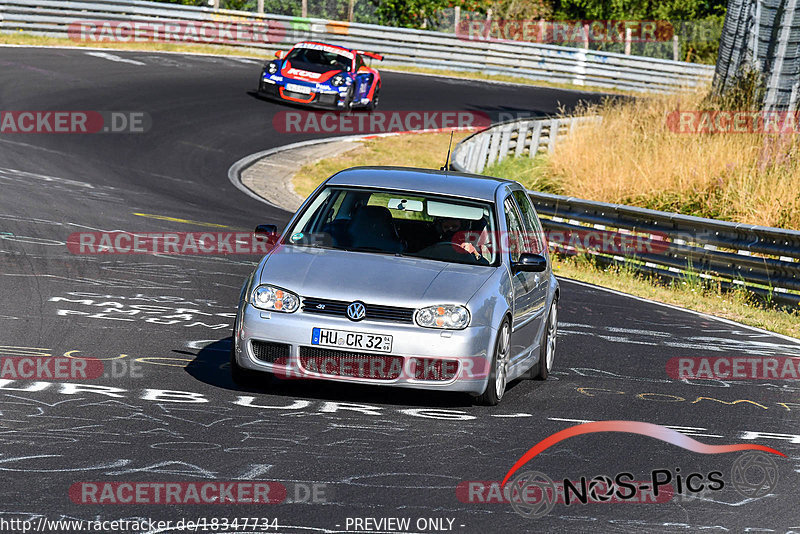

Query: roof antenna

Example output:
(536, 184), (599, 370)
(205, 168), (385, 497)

(440, 131), (454, 172)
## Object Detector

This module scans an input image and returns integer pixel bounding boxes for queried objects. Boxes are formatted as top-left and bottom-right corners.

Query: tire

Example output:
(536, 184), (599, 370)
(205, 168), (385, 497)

(533, 299), (558, 380)
(343, 85), (355, 111)
(367, 84), (380, 111)
(475, 318), (511, 406)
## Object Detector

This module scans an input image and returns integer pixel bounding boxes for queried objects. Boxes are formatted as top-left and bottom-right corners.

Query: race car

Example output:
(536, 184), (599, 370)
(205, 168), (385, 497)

(257, 41), (383, 110)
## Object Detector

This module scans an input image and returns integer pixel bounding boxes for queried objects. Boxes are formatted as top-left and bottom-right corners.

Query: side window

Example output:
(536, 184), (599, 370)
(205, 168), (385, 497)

(512, 190), (545, 254)
(354, 54), (364, 71)
(503, 197), (525, 262)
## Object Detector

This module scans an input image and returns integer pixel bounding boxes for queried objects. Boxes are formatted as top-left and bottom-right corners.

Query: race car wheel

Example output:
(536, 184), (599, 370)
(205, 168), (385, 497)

(367, 84), (380, 111)
(475, 318), (511, 406)
(344, 85), (355, 110)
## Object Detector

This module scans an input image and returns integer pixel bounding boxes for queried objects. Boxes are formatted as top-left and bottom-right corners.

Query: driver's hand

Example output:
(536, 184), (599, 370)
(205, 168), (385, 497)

(459, 242), (480, 259)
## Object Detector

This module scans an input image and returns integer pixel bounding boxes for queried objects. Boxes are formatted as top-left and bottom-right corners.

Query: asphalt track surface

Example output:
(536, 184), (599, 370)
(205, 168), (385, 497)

(0, 47), (799, 533)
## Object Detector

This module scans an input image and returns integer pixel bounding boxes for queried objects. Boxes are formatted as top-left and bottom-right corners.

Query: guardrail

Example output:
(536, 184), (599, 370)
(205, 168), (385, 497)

(451, 118), (800, 307)
(0, 0), (714, 93)
(451, 115), (601, 173)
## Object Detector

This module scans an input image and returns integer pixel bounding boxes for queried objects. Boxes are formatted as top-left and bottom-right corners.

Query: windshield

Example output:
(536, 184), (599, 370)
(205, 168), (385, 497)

(285, 46), (352, 73)
(285, 186), (498, 266)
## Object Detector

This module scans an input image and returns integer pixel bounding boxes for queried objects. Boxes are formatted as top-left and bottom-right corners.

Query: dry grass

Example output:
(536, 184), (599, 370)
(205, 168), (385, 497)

(489, 89), (800, 229)
(293, 131), (471, 198)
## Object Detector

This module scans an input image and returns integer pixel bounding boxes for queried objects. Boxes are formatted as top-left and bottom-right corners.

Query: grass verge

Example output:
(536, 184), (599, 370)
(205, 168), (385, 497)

(293, 131), (471, 198)
(382, 65), (633, 95)
(0, 32), (273, 59)
(294, 130), (800, 339)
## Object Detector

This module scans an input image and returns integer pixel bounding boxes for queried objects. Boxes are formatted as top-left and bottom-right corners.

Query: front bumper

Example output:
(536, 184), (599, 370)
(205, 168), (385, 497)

(258, 80), (346, 110)
(234, 303), (496, 394)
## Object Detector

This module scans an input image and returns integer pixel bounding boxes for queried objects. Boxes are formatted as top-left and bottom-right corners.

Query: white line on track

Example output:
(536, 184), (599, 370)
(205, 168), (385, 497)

(84, 51), (145, 65)
(559, 277), (800, 344)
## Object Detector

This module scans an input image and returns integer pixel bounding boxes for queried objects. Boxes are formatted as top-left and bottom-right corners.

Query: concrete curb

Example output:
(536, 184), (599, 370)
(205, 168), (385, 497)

(227, 128), (479, 212)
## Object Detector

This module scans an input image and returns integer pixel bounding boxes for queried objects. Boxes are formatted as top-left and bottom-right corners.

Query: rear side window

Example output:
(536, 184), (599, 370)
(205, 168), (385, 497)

(512, 190), (546, 254)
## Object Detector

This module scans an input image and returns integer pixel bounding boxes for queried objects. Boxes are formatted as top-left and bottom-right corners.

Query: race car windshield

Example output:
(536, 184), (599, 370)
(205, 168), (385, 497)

(285, 186), (499, 267)
(285, 48), (352, 73)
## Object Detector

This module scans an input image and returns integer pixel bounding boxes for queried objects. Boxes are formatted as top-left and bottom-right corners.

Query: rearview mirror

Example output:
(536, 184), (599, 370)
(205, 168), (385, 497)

(274, 50), (285, 59)
(511, 253), (547, 273)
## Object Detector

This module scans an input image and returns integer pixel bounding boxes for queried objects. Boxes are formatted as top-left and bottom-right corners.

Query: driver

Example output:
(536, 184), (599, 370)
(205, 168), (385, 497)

(435, 217), (481, 260)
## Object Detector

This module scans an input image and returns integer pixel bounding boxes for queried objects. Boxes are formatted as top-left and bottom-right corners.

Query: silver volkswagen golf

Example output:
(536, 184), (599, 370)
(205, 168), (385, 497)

(231, 167), (558, 405)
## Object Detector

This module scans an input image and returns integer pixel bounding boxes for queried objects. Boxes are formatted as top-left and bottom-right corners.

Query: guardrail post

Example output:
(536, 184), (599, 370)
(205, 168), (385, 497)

(625, 28), (632, 55)
(529, 122), (543, 158)
(486, 130), (502, 168)
(498, 127), (512, 163)
(547, 119), (560, 153)
(515, 123), (529, 157)
(475, 134), (491, 173)
(257, 0), (264, 14)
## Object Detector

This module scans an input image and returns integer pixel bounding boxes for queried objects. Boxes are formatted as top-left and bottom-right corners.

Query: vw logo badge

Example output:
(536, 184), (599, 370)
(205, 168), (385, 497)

(346, 301), (366, 321)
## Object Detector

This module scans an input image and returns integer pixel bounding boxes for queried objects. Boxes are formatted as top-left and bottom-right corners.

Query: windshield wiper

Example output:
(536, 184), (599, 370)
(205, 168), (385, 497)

(346, 246), (410, 257)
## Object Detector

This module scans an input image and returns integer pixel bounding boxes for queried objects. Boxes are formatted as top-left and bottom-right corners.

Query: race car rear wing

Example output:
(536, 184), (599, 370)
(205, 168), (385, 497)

(357, 51), (384, 61)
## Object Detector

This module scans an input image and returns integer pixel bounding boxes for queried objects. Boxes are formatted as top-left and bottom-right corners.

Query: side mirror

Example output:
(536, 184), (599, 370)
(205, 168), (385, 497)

(254, 224), (279, 241)
(511, 253), (547, 274)
(274, 50), (285, 59)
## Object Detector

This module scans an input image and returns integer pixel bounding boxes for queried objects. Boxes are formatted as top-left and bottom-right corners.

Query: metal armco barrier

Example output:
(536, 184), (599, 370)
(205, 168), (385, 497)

(451, 115), (601, 173)
(0, 0), (714, 93)
(451, 118), (800, 307)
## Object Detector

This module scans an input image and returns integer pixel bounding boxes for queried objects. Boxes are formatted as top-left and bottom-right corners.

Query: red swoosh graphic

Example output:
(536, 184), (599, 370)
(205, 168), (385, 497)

(501, 420), (785, 488)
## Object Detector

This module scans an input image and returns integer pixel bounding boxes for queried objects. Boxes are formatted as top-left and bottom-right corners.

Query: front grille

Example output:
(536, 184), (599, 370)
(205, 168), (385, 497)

(317, 93), (338, 105)
(251, 340), (290, 364)
(282, 89), (315, 99)
(302, 297), (414, 324)
(412, 358), (459, 381)
(298, 346), (404, 380)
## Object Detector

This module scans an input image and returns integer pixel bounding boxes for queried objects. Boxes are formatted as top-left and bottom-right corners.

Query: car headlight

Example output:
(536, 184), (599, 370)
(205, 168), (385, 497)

(251, 285), (299, 313)
(267, 62), (279, 74)
(415, 305), (470, 330)
(331, 74), (345, 86)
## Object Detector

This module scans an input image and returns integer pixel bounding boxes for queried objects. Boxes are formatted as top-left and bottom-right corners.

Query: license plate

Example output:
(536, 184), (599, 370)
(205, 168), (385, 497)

(311, 328), (392, 352)
(285, 83), (312, 94)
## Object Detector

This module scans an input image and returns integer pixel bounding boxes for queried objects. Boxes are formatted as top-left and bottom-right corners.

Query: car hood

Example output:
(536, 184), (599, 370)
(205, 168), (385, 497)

(258, 245), (494, 307)
(281, 62), (340, 83)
